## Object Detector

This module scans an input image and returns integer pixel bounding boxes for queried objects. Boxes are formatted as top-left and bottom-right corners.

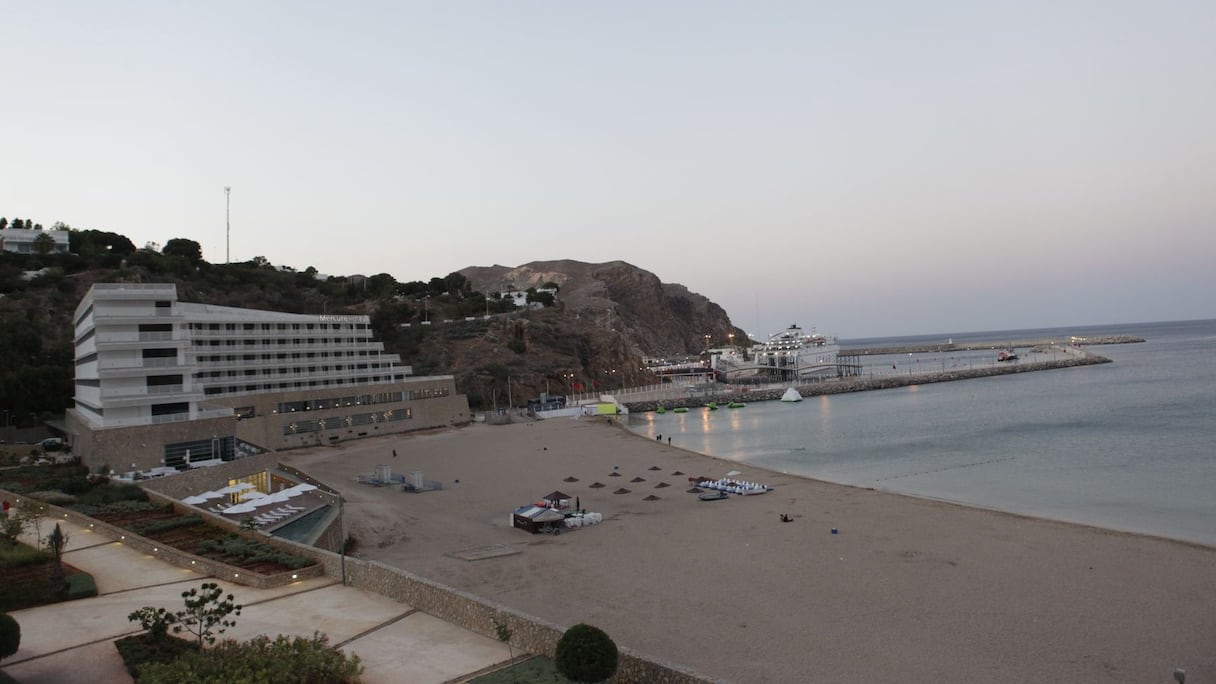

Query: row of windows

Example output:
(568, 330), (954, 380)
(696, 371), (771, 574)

(191, 338), (373, 348)
(283, 408), (410, 435)
(194, 363), (392, 379)
(202, 375), (406, 396)
(189, 322), (368, 331)
(194, 351), (382, 363)
(277, 392), (405, 414)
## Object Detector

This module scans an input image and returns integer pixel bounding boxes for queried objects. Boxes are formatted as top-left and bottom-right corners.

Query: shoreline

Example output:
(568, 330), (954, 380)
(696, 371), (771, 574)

(607, 417), (1216, 552)
(283, 418), (1216, 683)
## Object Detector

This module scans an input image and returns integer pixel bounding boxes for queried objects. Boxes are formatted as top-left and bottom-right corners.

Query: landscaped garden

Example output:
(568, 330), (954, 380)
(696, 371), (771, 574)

(2, 463), (316, 580)
(117, 581), (363, 683)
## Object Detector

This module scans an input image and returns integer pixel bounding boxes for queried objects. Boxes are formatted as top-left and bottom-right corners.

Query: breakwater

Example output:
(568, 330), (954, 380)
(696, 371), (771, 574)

(623, 348), (1111, 413)
(840, 335), (1143, 356)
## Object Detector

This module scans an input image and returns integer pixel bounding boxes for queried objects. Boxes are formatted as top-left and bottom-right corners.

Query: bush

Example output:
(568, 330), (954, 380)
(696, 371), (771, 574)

(25, 490), (76, 505)
(113, 633), (196, 678)
(0, 612), (19, 662)
(127, 515), (203, 535)
(0, 540), (51, 568)
(66, 573), (97, 600)
(135, 632), (362, 683)
(554, 623), (618, 683)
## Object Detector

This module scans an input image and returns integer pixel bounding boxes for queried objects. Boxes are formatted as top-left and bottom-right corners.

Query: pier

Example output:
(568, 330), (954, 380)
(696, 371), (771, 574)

(620, 345), (1112, 413)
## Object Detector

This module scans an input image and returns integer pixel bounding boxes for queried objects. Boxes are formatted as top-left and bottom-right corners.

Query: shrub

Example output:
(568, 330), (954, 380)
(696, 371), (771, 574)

(113, 633), (196, 678)
(0, 612), (19, 662)
(0, 541), (51, 568)
(135, 632), (362, 684)
(127, 515), (203, 535)
(554, 623), (618, 683)
(66, 573), (97, 600)
(25, 490), (76, 505)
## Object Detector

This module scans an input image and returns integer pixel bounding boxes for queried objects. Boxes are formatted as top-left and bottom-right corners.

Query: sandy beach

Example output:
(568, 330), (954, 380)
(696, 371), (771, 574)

(283, 417), (1216, 683)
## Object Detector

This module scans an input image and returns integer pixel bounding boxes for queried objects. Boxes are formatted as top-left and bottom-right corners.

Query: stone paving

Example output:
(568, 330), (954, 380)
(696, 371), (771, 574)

(2, 519), (508, 683)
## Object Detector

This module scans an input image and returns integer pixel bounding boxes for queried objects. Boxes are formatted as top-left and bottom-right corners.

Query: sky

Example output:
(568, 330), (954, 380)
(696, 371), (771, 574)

(3, 1), (1214, 339)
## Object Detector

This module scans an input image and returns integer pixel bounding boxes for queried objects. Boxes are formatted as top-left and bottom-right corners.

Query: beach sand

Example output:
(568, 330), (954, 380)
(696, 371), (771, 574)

(283, 417), (1216, 683)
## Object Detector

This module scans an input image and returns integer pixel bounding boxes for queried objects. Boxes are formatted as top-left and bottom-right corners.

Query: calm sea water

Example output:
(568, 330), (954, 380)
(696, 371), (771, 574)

(628, 319), (1216, 546)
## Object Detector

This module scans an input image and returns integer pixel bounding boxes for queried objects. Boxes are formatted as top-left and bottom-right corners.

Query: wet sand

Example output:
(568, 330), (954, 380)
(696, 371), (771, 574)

(283, 417), (1216, 683)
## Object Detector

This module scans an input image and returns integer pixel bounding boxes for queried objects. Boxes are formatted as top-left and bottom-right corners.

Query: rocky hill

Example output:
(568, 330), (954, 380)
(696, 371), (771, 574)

(421, 259), (747, 407)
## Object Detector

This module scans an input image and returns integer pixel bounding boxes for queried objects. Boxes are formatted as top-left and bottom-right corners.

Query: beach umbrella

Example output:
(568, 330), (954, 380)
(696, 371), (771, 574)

(290, 483), (318, 492)
(222, 502), (258, 515)
(182, 495), (210, 505)
(216, 483), (253, 494)
(253, 492), (291, 507)
(278, 487), (304, 498)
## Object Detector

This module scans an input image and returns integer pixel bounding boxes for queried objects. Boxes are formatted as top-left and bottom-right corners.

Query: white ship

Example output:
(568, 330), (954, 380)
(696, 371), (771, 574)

(711, 324), (841, 382)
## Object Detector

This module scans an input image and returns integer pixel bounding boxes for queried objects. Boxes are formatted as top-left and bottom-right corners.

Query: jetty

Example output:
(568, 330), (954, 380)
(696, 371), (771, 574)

(622, 344), (1113, 413)
(839, 335), (1143, 356)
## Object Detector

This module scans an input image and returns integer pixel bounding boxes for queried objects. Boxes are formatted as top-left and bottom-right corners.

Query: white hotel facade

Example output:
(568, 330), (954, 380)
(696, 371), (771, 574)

(66, 283), (470, 472)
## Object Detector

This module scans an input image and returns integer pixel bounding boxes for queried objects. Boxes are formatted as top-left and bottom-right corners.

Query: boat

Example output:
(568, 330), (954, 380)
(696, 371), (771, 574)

(655, 406), (666, 414)
(727, 402), (746, 409)
(780, 387), (803, 402)
(997, 350), (1019, 362)
(711, 324), (842, 382)
(698, 491), (729, 501)
(672, 407), (689, 413)
(706, 401), (718, 410)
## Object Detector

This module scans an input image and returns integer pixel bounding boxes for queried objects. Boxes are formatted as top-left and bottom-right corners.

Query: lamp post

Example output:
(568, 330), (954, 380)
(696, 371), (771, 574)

(224, 186), (231, 264)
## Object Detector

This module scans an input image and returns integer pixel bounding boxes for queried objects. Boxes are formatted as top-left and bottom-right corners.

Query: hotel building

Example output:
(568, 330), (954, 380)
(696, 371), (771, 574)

(66, 283), (470, 472)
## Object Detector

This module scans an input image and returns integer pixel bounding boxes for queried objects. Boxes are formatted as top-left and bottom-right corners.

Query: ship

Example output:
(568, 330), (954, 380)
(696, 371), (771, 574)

(710, 324), (842, 383)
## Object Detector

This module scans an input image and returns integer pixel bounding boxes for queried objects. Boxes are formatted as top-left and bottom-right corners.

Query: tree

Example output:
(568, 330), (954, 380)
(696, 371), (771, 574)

(45, 522), (70, 598)
(0, 217), (7, 229)
(33, 232), (56, 255)
(492, 618), (517, 684)
(554, 623), (618, 683)
(173, 582), (242, 647)
(128, 606), (177, 644)
(0, 612), (20, 663)
(163, 238), (203, 265)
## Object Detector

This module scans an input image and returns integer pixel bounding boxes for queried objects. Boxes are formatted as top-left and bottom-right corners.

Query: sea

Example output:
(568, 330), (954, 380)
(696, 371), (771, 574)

(627, 319), (1216, 547)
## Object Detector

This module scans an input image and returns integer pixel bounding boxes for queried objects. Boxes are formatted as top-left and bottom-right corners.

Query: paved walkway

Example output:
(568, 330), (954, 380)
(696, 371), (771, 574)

(4, 519), (508, 683)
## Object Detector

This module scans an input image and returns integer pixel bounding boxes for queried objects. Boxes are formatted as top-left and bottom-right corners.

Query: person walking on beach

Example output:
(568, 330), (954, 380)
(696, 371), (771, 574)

(392, 449), (397, 458)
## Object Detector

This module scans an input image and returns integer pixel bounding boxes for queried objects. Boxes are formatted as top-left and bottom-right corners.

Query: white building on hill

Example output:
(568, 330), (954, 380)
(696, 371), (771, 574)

(0, 227), (70, 254)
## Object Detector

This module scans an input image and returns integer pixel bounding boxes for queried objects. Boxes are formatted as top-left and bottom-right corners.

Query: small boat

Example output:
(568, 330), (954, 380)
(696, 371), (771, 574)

(698, 491), (729, 501)
(997, 350), (1019, 362)
(673, 407), (689, 413)
(727, 402), (746, 409)
(780, 388), (803, 402)
(706, 402), (718, 410)
(655, 406), (666, 414)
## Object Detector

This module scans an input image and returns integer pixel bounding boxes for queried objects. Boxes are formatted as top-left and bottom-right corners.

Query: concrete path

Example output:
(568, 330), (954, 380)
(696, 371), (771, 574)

(3, 519), (507, 683)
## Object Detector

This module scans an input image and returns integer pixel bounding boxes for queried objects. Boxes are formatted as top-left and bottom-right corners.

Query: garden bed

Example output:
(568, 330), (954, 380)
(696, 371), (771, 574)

(0, 539), (96, 611)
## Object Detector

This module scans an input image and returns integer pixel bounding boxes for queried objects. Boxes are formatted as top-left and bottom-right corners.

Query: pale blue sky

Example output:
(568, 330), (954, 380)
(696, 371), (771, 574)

(3, 2), (1213, 338)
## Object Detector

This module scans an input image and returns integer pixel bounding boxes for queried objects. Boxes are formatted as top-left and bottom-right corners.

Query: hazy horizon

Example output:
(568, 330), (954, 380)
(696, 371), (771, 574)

(4, 2), (1213, 339)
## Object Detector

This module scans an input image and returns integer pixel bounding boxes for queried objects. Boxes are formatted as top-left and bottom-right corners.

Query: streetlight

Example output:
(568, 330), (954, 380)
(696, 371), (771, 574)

(224, 186), (231, 264)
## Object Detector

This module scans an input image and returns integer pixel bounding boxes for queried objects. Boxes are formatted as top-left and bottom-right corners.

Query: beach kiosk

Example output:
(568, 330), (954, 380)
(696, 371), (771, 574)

(541, 491), (572, 510)
(512, 505), (567, 534)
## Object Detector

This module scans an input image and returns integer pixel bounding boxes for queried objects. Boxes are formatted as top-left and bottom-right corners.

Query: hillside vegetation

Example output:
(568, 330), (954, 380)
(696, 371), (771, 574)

(0, 220), (745, 423)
